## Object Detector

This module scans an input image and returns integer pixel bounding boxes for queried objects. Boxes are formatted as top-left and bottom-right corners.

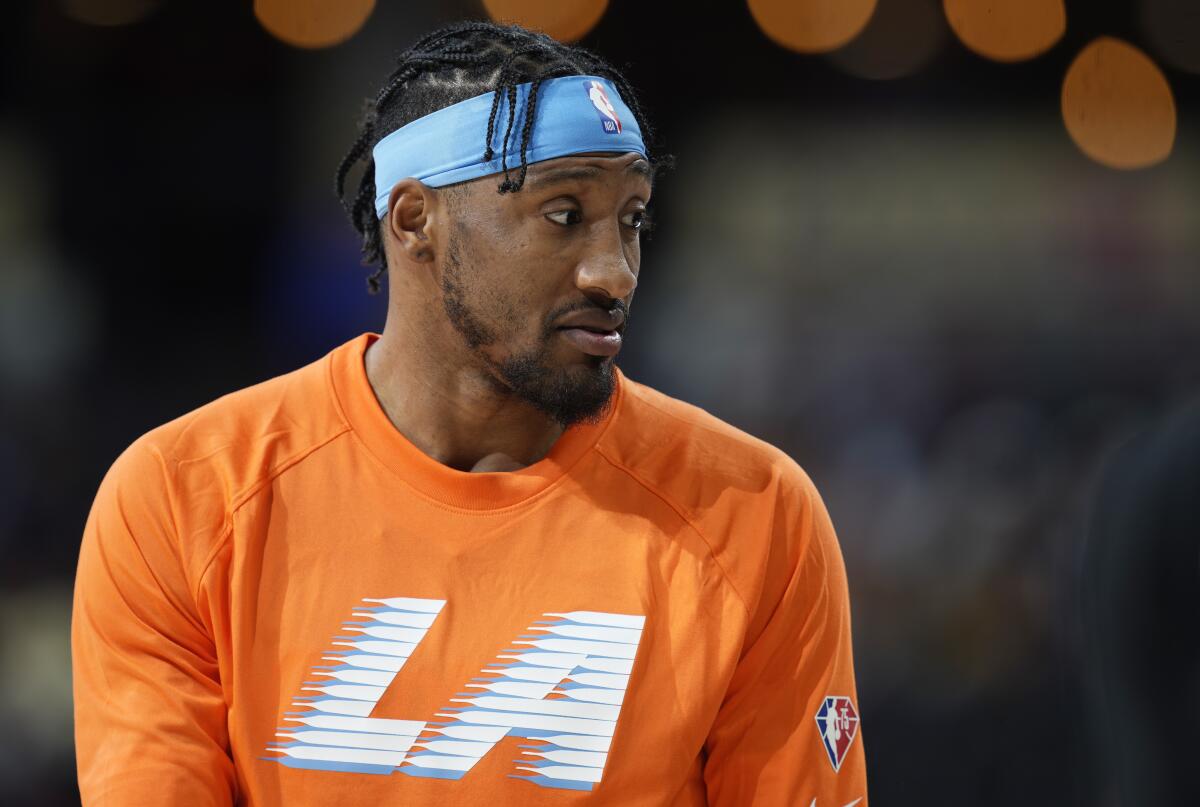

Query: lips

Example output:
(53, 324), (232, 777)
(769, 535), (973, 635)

(557, 326), (622, 357)
(555, 308), (626, 357)
(556, 309), (625, 333)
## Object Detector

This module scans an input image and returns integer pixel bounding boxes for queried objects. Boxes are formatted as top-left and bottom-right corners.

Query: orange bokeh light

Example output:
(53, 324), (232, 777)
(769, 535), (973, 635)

(254, 0), (375, 49)
(747, 0), (878, 54)
(482, 0), (608, 43)
(943, 0), (1065, 62)
(1061, 37), (1176, 170)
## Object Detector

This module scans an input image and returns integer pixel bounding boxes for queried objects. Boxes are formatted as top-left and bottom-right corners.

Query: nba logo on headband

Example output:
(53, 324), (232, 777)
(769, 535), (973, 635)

(586, 79), (622, 134)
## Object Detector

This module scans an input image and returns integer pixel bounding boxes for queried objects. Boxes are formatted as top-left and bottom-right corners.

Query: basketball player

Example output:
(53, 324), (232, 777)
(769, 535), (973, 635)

(72, 21), (868, 806)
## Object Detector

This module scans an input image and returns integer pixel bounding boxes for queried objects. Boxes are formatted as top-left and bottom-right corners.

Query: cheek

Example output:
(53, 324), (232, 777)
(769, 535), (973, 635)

(471, 255), (548, 334)
(455, 214), (570, 332)
(625, 239), (641, 275)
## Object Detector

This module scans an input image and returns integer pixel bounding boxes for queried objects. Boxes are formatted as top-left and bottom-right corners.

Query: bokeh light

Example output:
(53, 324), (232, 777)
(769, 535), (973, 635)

(1141, 0), (1200, 75)
(59, 0), (158, 26)
(747, 0), (878, 54)
(482, 0), (608, 43)
(254, 0), (375, 49)
(1061, 37), (1176, 170)
(828, 0), (947, 81)
(943, 0), (1065, 62)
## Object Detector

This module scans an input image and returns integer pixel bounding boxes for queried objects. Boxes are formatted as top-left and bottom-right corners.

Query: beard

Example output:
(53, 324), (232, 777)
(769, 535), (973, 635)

(439, 233), (619, 428)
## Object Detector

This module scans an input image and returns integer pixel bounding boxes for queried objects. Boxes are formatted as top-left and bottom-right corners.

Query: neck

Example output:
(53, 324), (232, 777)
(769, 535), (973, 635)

(364, 323), (565, 474)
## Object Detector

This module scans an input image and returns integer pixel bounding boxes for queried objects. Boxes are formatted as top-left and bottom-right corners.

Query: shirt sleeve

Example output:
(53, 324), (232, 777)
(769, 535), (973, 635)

(72, 439), (236, 806)
(703, 469), (868, 806)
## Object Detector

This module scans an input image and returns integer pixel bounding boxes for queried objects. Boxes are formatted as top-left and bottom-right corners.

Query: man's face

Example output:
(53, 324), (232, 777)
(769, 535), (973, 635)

(435, 151), (652, 427)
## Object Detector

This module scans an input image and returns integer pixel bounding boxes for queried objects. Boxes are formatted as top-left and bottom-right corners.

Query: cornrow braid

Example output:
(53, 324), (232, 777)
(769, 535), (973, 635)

(512, 75), (544, 191)
(334, 20), (664, 295)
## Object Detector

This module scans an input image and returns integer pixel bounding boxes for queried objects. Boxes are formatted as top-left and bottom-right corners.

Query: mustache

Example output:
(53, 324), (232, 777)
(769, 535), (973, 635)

(545, 298), (630, 335)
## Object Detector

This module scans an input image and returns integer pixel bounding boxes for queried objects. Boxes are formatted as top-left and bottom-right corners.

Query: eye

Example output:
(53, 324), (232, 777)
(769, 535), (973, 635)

(546, 209), (582, 226)
(621, 209), (649, 231)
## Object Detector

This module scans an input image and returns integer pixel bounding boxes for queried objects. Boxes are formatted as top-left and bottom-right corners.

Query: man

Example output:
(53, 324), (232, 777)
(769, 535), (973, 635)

(72, 21), (868, 806)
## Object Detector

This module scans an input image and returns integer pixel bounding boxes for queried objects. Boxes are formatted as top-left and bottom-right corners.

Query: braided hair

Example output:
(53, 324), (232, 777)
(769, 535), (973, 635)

(334, 20), (662, 294)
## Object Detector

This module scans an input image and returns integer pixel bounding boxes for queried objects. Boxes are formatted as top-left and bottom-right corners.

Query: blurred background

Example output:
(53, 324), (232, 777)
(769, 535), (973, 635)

(1, 0), (1197, 804)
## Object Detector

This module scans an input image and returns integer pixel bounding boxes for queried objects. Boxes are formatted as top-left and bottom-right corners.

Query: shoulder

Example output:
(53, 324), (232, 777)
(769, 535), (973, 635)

(601, 372), (830, 610)
(94, 339), (355, 575)
(603, 371), (819, 512)
(134, 344), (349, 491)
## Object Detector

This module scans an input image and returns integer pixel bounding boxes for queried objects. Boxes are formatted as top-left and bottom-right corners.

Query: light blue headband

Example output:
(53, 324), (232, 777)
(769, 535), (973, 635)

(372, 74), (646, 217)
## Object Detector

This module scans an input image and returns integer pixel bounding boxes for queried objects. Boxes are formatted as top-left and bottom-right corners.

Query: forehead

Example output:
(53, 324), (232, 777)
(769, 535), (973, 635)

(452, 151), (652, 198)
(522, 151), (652, 186)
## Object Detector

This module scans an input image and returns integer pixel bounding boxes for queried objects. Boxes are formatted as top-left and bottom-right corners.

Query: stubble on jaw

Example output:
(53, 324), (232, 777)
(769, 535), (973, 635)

(438, 229), (616, 428)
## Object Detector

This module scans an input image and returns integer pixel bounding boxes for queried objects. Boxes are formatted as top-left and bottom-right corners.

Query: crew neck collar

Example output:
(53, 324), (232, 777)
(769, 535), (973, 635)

(328, 333), (622, 511)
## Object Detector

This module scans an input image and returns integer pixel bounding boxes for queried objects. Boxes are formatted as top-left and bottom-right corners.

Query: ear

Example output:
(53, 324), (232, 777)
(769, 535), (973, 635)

(385, 179), (441, 264)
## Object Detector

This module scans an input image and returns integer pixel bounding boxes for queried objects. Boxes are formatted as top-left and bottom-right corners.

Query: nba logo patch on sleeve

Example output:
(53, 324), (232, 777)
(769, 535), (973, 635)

(814, 695), (860, 772)
(584, 79), (622, 134)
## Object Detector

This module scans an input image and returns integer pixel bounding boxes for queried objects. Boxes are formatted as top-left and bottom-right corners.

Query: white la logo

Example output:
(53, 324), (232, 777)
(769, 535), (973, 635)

(266, 596), (645, 793)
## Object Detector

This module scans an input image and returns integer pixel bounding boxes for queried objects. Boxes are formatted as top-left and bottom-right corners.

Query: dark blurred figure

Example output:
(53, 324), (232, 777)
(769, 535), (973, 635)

(1081, 396), (1199, 806)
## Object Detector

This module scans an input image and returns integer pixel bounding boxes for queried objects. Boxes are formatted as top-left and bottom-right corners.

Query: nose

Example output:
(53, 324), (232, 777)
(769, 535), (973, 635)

(575, 223), (638, 302)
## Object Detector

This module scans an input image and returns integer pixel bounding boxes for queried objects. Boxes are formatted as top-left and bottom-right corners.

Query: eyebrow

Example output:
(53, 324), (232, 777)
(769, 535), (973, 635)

(525, 160), (654, 191)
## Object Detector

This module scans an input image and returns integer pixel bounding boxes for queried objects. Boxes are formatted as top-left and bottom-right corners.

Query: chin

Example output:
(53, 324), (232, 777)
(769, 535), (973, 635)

(497, 353), (616, 428)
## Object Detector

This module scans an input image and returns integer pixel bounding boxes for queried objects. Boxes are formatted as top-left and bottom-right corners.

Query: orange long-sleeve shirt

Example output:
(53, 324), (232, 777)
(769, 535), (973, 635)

(72, 332), (867, 806)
